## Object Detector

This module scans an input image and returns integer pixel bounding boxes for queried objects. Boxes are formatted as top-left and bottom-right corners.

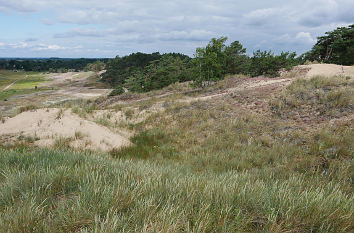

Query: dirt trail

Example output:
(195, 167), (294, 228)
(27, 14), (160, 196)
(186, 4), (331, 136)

(181, 64), (354, 103)
(42, 72), (112, 98)
(180, 77), (292, 103)
(1, 74), (27, 91)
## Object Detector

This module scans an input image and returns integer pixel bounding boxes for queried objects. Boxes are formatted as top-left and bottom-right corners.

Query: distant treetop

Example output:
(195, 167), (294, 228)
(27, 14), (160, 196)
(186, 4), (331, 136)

(305, 24), (354, 65)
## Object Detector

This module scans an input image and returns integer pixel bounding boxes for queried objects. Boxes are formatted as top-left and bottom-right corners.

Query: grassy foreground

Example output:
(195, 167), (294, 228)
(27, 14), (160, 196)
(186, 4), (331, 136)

(0, 147), (352, 233)
(0, 75), (353, 232)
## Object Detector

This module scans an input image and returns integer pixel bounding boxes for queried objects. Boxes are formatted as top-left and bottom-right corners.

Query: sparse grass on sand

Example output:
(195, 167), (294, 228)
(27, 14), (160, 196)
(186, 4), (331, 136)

(0, 74), (353, 232)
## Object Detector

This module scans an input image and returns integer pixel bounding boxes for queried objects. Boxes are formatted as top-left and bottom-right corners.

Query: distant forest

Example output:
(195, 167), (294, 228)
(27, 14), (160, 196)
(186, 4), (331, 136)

(0, 58), (109, 72)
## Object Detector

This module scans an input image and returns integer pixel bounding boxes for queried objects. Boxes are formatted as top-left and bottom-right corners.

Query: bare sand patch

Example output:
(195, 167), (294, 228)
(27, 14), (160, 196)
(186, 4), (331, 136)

(299, 64), (354, 78)
(0, 108), (130, 151)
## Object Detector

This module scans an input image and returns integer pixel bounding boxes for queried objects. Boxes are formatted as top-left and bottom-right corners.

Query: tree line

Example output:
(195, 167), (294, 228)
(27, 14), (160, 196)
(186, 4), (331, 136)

(105, 24), (353, 94)
(103, 38), (300, 94)
(0, 58), (109, 72)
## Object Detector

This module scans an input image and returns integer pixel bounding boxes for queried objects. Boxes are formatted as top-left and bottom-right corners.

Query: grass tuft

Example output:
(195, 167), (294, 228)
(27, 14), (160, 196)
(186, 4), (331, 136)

(18, 104), (38, 114)
(110, 130), (175, 160)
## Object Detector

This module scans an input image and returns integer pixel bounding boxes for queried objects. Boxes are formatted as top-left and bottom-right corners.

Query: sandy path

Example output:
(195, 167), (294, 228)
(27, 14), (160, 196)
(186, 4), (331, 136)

(180, 77), (292, 103)
(42, 72), (112, 99)
(1, 74), (27, 91)
(180, 64), (354, 103)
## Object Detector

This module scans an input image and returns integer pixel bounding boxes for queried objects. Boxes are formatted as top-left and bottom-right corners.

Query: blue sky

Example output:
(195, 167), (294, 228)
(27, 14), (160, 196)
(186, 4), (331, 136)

(0, 0), (353, 58)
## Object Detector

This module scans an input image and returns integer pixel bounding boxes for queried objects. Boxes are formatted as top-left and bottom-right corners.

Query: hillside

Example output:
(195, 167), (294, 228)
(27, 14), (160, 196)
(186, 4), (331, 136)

(0, 64), (353, 232)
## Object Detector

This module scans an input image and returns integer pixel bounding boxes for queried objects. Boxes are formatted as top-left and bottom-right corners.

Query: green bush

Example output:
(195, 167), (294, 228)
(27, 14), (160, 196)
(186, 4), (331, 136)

(109, 86), (125, 96)
(249, 50), (297, 77)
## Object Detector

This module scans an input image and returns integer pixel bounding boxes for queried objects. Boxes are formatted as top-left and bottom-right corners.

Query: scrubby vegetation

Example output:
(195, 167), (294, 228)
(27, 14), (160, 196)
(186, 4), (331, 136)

(249, 50), (297, 77)
(102, 52), (163, 86)
(104, 25), (353, 95)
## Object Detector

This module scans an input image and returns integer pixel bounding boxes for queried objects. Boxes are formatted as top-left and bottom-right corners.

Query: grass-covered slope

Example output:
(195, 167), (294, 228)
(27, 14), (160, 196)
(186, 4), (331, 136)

(270, 75), (353, 120)
(0, 73), (353, 232)
(0, 147), (352, 232)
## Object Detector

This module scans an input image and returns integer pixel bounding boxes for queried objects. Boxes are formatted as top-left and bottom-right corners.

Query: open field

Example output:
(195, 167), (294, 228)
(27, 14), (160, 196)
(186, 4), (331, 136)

(0, 70), (28, 90)
(0, 70), (47, 101)
(0, 64), (353, 232)
(0, 71), (111, 116)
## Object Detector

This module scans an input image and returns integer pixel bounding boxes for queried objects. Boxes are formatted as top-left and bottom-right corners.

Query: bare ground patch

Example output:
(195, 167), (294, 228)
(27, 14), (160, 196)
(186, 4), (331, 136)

(0, 108), (130, 151)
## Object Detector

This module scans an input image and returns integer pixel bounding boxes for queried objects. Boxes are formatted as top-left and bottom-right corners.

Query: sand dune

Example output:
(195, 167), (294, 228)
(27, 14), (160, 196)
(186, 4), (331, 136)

(299, 64), (354, 78)
(0, 108), (130, 151)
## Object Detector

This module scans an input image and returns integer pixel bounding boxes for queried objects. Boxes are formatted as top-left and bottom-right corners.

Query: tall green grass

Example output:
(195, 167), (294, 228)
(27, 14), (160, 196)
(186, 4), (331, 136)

(0, 148), (352, 232)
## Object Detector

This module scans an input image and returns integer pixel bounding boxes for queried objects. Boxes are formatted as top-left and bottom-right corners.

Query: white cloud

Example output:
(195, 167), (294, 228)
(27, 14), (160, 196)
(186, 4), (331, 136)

(296, 32), (316, 44)
(10, 42), (30, 49)
(34, 44), (65, 51)
(244, 8), (279, 20)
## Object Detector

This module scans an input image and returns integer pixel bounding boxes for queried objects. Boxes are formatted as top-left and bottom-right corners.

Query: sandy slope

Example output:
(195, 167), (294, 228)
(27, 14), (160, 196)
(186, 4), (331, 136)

(42, 72), (112, 98)
(299, 64), (354, 77)
(0, 108), (130, 151)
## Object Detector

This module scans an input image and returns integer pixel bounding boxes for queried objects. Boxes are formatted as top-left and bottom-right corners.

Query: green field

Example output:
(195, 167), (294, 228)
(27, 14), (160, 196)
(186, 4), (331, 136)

(0, 70), (27, 89)
(0, 70), (46, 101)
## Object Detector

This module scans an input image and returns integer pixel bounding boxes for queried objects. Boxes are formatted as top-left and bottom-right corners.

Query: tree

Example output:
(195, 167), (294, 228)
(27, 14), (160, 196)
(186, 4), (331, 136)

(124, 54), (193, 92)
(194, 37), (228, 86)
(224, 40), (250, 74)
(305, 24), (354, 65)
(85, 60), (105, 72)
(102, 52), (162, 85)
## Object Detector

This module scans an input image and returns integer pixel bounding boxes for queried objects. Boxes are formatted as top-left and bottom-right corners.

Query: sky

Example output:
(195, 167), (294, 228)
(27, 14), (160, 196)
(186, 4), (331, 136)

(0, 0), (353, 58)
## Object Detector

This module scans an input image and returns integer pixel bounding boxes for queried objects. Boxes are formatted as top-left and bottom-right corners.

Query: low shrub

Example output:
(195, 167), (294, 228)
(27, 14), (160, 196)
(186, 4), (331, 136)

(109, 86), (124, 96)
(109, 130), (175, 160)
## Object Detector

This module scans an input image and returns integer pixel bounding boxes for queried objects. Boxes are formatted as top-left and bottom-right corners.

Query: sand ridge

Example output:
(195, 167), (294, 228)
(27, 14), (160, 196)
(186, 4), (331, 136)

(299, 64), (354, 78)
(0, 108), (130, 151)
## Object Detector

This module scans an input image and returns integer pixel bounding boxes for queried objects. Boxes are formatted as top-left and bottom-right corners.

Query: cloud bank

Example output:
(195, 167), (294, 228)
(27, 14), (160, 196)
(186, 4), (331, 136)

(0, 0), (353, 57)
